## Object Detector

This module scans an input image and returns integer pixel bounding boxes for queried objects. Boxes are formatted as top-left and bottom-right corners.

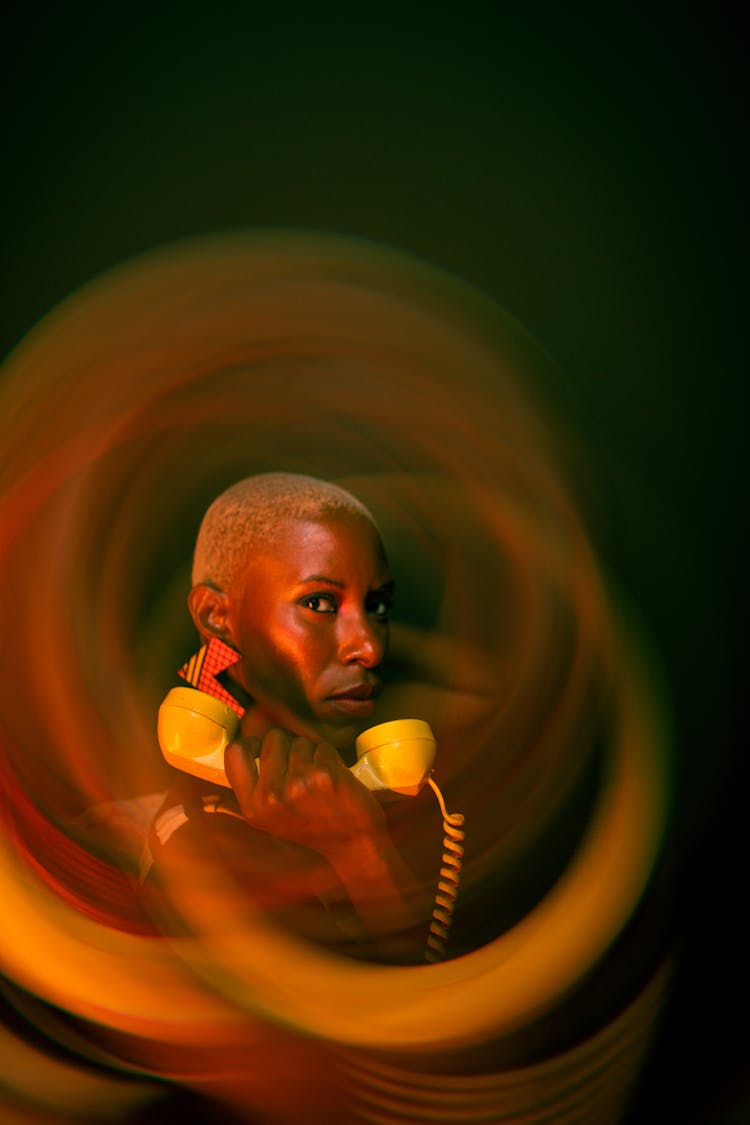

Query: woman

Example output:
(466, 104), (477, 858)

(146, 473), (483, 962)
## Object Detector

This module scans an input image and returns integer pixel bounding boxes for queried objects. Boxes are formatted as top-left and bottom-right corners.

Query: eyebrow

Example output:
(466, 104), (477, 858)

(299, 575), (395, 593)
(299, 574), (346, 588)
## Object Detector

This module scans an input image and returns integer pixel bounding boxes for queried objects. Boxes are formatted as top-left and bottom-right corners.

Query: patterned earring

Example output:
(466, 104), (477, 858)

(178, 636), (246, 718)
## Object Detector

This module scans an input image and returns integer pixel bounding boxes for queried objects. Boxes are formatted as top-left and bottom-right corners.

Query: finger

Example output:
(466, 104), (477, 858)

(258, 727), (291, 799)
(312, 740), (347, 781)
(224, 735), (261, 817)
(286, 736), (316, 788)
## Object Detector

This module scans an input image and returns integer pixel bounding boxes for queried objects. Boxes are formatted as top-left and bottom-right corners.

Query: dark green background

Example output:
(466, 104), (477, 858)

(2, 8), (744, 1122)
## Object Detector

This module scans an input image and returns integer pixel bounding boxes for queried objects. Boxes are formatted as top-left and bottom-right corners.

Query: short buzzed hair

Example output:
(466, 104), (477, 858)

(191, 472), (376, 597)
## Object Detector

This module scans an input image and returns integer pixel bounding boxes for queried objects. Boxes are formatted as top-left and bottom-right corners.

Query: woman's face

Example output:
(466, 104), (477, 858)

(228, 513), (393, 751)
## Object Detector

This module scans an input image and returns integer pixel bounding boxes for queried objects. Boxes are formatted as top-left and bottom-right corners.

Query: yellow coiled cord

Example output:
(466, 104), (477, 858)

(425, 777), (465, 962)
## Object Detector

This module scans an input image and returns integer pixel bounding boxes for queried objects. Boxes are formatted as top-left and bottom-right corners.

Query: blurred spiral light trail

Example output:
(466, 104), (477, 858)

(0, 231), (671, 1124)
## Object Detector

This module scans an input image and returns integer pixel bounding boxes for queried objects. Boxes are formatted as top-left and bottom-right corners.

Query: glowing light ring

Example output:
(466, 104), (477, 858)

(0, 231), (669, 1060)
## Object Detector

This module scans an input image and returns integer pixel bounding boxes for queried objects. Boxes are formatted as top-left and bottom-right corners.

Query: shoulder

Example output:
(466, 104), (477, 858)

(139, 777), (253, 883)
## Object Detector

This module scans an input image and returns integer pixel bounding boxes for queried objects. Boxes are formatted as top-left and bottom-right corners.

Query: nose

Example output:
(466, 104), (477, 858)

(337, 609), (386, 668)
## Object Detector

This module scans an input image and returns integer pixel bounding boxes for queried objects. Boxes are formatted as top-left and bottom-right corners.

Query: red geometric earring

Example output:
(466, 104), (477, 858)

(177, 636), (246, 718)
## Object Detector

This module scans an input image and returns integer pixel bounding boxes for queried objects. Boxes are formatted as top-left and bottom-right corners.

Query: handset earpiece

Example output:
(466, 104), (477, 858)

(158, 686), (240, 786)
(157, 689), (435, 796)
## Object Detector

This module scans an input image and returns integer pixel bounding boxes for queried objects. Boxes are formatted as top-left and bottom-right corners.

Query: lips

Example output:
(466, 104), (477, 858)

(328, 680), (381, 702)
(326, 680), (381, 716)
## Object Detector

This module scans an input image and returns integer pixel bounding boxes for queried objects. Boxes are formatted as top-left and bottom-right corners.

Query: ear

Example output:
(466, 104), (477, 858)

(187, 584), (237, 646)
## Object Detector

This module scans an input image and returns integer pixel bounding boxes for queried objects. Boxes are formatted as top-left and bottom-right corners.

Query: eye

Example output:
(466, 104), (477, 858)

(300, 594), (338, 614)
(367, 593), (393, 620)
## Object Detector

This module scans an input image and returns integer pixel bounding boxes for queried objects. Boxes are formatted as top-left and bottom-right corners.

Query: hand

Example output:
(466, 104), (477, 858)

(224, 728), (389, 865)
(225, 727), (427, 962)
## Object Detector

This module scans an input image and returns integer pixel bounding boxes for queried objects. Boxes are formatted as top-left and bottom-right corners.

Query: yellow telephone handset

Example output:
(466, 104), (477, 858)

(156, 685), (462, 961)
(157, 686), (436, 795)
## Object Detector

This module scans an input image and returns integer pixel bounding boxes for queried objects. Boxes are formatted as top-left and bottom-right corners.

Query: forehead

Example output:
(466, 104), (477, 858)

(242, 514), (388, 586)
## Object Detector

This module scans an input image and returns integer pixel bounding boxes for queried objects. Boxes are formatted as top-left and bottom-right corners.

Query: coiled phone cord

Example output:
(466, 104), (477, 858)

(424, 777), (465, 963)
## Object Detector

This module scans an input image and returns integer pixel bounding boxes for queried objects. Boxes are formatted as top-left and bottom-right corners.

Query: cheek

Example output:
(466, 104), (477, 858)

(238, 614), (329, 699)
(269, 622), (330, 686)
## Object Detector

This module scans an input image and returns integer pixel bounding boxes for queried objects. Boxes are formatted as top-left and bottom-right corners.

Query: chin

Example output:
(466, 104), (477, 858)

(316, 718), (361, 763)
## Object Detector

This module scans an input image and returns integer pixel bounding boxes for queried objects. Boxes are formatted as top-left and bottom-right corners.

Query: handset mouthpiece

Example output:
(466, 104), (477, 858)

(351, 719), (436, 795)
